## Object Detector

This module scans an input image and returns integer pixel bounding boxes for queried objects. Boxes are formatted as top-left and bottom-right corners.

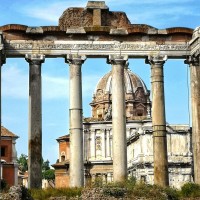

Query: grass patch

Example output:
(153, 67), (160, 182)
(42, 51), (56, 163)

(180, 182), (200, 198)
(30, 187), (82, 200)
(14, 180), (200, 200)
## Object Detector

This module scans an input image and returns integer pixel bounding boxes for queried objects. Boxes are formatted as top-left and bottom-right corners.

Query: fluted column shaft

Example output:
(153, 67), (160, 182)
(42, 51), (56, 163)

(185, 56), (200, 183)
(108, 55), (127, 182)
(66, 55), (86, 187)
(25, 54), (45, 189)
(146, 55), (169, 187)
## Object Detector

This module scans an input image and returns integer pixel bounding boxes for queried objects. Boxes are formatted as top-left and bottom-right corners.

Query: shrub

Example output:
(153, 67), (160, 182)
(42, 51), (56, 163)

(103, 186), (126, 198)
(21, 185), (33, 200)
(164, 187), (180, 200)
(181, 182), (200, 198)
(92, 176), (103, 187)
(0, 179), (9, 192)
(128, 183), (167, 200)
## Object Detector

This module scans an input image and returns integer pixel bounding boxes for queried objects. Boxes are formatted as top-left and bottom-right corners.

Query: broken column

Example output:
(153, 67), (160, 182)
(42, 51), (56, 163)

(25, 54), (45, 189)
(108, 55), (128, 182)
(66, 54), (86, 187)
(146, 55), (169, 187)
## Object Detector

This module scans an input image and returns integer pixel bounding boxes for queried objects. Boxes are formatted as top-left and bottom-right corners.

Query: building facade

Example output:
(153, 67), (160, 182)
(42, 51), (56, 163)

(1, 126), (19, 186)
(53, 67), (192, 188)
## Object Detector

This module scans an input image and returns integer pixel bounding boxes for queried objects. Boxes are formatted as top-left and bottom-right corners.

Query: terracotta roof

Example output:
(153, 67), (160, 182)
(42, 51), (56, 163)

(56, 134), (70, 142)
(1, 126), (19, 138)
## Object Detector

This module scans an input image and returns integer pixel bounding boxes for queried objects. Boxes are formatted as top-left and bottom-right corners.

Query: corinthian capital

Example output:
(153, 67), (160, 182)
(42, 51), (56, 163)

(25, 54), (45, 65)
(145, 55), (167, 66)
(107, 55), (128, 65)
(65, 54), (86, 65)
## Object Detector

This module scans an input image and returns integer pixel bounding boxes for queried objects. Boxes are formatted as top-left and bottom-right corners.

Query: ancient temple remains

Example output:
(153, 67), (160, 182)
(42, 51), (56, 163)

(0, 1), (200, 188)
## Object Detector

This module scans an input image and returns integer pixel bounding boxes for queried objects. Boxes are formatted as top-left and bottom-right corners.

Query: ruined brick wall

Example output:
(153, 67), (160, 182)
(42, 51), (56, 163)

(55, 169), (69, 188)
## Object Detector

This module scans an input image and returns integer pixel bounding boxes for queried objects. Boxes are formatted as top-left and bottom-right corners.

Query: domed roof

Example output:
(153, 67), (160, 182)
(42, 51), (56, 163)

(94, 67), (149, 96)
(88, 67), (151, 121)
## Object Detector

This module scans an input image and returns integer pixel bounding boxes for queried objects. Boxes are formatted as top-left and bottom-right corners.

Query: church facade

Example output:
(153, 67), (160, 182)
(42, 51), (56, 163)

(53, 66), (192, 189)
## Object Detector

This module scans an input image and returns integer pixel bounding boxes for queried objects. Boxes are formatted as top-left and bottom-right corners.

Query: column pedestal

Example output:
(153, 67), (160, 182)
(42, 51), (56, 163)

(146, 55), (169, 187)
(25, 54), (45, 189)
(66, 54), (86, 187)
(108, 55), (128, 182)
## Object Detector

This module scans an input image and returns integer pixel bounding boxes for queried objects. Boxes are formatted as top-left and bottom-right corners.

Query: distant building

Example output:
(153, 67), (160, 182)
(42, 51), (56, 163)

(53, 68), (192, 189)
(52, 135), (70, 187)
(1, 126), (19, 186)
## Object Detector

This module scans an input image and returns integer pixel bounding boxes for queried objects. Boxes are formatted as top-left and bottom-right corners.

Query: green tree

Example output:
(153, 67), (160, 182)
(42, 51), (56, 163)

(42, 159), (50, 171)
(42, 169), (55, 187)
(17, 154), (28, 173)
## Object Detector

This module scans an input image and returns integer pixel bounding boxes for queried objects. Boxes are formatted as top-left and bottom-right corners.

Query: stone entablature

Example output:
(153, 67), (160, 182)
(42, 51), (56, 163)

(0, 0), (193, 59)
(2, 40), (190, 58)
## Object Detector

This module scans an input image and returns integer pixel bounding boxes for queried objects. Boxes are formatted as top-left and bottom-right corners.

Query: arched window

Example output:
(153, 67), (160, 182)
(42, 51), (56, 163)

(61, 155), (65, 162)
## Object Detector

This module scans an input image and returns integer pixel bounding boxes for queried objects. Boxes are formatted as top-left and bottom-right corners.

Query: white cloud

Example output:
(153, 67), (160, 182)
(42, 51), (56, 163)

(16, 1), (86, 23)
(2, 65), (68, 100)
(2, 65), (102, 101)
(2, 65), (28, 99)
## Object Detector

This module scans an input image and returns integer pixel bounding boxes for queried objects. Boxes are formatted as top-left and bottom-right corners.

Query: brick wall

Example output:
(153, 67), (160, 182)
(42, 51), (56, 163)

(2, 164), (15, 186)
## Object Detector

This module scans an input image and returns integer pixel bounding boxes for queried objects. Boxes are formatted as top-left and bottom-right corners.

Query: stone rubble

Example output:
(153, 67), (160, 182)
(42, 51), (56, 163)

(0, 186), (22, 200)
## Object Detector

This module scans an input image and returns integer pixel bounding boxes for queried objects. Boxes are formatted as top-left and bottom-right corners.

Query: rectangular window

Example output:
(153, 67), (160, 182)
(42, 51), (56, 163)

(1, 147), (6, 157)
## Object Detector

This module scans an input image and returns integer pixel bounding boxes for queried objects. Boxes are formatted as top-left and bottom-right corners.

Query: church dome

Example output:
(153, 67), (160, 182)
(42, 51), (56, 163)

(94, 67), (149, 95)
(89, 66), (151, 121)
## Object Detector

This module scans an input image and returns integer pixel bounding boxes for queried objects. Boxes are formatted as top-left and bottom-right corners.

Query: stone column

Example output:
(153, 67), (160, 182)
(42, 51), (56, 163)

(65, 54), (86, 187)
(25, 54), (45, 189)
(0, 41), (5, 184)
(146, 55), (169, 187)
(187, 26), (200, 184)
(108, 55), (128, 182)
(185, 55), (200, 183)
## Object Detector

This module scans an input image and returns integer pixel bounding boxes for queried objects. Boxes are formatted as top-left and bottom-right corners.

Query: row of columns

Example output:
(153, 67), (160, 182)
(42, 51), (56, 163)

(23, 53), (169, 188)
(0, 48), (200, 188)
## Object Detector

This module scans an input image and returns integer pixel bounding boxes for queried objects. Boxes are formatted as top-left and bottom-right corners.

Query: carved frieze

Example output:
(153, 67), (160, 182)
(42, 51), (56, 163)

(5, 42), (189, 51)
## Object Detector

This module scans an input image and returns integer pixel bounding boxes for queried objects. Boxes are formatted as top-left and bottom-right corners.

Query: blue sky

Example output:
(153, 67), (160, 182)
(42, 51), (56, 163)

(1, 0), (199, 165)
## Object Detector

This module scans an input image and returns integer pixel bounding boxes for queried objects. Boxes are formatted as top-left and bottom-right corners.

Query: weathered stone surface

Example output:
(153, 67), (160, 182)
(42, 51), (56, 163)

(59, 6), (131, 30)
(110, 28), (128, 35)
(0, 186), (22, 200)
(146, 55), (169, 187)
(66, 27), (86, 34)
(26, 26), (43, 34)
